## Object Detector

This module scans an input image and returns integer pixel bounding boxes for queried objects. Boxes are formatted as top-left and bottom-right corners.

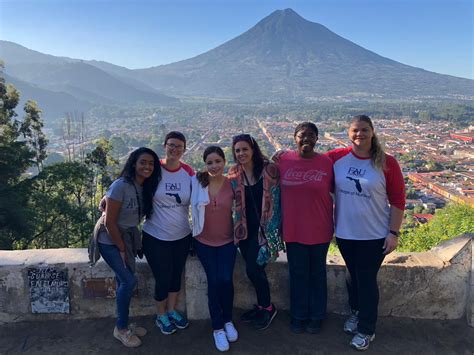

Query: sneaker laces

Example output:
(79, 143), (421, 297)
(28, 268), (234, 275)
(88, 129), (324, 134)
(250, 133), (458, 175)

(169, 310), (183, 322)
(159, 314), (172, 327)
(348, 313), (358, 323)
(214, 330), (227, 344)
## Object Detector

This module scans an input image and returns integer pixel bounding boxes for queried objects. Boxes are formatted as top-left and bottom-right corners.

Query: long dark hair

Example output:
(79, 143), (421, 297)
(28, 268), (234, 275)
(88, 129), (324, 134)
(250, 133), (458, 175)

(350, 115), (385, 170)
(120, 147), (161, 218)
(196, 146), (226, 187)
(232, 134), (268, 179)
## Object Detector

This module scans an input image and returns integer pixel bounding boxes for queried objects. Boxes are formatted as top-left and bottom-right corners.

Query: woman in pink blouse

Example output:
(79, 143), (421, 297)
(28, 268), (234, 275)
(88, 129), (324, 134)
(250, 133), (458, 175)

(191, 146), (238, 352)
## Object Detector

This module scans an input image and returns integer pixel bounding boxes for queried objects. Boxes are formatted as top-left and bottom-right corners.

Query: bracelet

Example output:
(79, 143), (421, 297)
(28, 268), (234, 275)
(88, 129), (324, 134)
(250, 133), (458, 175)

(389, 230), (399, 237)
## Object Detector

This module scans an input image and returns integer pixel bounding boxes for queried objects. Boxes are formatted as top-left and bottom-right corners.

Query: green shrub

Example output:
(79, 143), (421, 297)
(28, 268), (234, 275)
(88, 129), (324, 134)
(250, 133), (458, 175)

(399, 203), (474, 252)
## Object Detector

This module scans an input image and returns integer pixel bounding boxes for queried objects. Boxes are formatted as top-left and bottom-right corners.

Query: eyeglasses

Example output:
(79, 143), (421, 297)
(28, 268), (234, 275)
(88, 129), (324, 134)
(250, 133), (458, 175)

(166, 143), (185, 150)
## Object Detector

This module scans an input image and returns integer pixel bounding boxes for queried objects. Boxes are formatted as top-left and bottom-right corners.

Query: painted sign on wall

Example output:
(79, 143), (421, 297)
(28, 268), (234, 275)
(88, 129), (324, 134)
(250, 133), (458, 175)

(28, 267), (70, 314)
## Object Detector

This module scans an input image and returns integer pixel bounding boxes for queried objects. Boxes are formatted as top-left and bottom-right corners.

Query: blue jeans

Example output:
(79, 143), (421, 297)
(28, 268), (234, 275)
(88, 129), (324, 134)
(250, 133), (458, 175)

(286, 242), (330, 321)
(194, 239), (237, 330)
(99, 243), (137, 330)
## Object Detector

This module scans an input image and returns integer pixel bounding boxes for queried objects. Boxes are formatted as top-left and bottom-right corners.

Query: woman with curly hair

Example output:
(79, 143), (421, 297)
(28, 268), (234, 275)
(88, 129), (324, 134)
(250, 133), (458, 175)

(229, 134), (284, 331)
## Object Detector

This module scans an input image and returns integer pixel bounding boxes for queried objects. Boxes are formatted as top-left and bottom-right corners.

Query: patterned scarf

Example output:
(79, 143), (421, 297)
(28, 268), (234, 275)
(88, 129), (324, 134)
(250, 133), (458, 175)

(228, 162), (285, 262)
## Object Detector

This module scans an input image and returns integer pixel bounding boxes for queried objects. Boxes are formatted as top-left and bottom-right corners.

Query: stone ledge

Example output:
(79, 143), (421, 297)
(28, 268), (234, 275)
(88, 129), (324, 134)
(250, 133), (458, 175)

(0, 234), (472, 327)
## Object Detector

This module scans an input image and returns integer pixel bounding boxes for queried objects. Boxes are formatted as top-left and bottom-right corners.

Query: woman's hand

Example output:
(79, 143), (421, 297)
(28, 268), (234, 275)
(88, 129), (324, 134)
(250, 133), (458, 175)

(119, 250), (128, 269)
(383, 234), (398, 255)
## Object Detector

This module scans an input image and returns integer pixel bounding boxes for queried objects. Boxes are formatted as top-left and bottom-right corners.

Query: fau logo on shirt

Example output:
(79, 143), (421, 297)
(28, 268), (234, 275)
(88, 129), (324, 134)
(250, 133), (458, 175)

(165, 183), (182, 204)
(283, 168), (327, 186)
(345, 167), (367, 193)
(165, 183), (181, 191)
(347, 167), (366, 177)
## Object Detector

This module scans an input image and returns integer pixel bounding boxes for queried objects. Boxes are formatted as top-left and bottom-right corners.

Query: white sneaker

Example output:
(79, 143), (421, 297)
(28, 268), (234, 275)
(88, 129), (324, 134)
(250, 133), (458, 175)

(113, 327), (142, 348)
(224, 322), (238, 342)
(129, 323), (147, 337)
(213, 330), (230, 352)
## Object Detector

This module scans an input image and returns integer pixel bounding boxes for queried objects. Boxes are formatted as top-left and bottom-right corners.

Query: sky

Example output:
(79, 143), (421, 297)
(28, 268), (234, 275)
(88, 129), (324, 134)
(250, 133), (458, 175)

(0, 0), (472, 79)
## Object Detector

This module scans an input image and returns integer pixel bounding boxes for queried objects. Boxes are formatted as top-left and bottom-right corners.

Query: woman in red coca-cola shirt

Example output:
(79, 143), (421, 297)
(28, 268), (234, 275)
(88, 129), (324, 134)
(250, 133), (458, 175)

(272, 122), (334, 335)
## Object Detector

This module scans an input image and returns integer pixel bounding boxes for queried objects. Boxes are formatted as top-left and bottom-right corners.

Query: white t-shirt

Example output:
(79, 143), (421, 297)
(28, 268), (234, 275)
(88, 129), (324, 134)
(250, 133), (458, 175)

(326, 147), (405, 241)
(142, 162), (194, 241)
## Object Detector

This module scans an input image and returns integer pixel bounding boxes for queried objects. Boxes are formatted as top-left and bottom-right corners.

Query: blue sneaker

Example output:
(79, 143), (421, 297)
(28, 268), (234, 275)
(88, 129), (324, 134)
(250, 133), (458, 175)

(344, 310), (359, 334)
(350, 332), (375, 351)
(155, 314), (177, 335)
(168, 310), (189, 329)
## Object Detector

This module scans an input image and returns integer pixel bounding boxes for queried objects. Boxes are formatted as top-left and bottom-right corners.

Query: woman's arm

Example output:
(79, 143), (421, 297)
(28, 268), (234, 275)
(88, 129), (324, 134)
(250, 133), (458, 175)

(383, 206), (404, 254)
(104, 197), (127, 265)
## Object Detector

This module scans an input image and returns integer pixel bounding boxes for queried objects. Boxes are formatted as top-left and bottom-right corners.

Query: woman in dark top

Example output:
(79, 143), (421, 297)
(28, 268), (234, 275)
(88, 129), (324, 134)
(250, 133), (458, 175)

(228, 134), (284, 331)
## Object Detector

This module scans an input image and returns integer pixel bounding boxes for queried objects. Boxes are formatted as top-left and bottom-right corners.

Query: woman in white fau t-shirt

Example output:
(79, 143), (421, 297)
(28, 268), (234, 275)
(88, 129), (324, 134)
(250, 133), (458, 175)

(326, 115), (405, 351)
(142, 131), (194, 335)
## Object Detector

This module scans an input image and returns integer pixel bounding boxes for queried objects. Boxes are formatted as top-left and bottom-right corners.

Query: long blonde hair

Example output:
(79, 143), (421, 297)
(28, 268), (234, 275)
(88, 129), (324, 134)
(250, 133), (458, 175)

(351, 115), (386, 170)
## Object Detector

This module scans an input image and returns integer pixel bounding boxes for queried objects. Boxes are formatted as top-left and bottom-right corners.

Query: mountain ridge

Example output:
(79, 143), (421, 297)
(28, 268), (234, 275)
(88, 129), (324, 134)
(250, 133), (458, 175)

(133, 8), (472, 101)
(1, 8), (472, 110)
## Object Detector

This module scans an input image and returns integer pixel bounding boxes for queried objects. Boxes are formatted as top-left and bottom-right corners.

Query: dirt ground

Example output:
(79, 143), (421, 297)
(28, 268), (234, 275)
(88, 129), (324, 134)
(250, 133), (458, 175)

(0, 310), (473, 355)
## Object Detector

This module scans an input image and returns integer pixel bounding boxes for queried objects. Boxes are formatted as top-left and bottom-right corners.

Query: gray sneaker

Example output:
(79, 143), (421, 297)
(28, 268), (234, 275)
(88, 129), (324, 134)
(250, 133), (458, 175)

(350, 332), (375, 351)
(344, 310), (359, 334)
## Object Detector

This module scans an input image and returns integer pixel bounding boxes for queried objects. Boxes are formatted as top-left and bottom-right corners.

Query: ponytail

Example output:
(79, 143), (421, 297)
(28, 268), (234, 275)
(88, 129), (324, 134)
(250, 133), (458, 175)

(370, 134), (386, 170)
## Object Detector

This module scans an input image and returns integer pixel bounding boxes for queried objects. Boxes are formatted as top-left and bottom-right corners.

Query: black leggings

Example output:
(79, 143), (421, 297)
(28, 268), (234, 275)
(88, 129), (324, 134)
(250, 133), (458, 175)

(336, 237), (386, 335)
(239, 232), (271, 308)
(142, 231), (192, 302)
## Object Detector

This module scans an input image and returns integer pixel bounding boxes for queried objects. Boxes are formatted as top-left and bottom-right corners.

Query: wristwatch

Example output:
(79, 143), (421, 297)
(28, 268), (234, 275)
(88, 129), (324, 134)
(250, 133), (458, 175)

(389, 230), (399, 237)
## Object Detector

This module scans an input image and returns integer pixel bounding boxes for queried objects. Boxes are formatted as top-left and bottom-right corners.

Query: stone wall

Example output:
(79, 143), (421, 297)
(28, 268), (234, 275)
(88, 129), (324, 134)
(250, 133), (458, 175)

(0, 235), (472, 326)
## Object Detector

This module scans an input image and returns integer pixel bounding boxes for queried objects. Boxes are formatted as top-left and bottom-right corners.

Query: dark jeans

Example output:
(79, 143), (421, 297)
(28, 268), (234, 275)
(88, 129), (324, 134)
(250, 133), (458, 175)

(142, 231), (192, 302)
(336, 237), (386, 335)
(238, 233), (271, 308)
(286, 242), (330, 321)
(194, 239), (237, 330)
(98, 243), (137, 330)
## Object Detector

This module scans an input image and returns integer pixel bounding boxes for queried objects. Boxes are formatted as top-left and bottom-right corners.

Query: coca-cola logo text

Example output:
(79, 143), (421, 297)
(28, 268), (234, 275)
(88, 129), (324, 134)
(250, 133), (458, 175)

(282, 168), (327, 186)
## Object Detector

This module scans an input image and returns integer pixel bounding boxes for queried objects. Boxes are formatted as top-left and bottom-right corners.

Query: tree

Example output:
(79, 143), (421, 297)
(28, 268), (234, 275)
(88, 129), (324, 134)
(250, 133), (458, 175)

(1, 65), (99, 250)
(399, 203), (474, 252)
(0, 63), (35, 249)
(21, 162), (94, 249)
(21, 100), (48, 172)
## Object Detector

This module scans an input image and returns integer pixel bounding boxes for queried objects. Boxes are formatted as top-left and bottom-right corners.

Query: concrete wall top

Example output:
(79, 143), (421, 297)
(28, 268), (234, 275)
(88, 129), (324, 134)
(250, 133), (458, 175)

(430, 233), (473, 262)
(1, 233), (471, 268)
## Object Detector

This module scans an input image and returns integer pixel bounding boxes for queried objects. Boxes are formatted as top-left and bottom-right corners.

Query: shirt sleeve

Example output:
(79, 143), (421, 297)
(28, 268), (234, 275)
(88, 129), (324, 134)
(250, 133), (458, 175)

(325, 147), (351, 163)
(384, 155), (406, 210)
(106, 178), (125, 202)
(181, 162), (195, 176)
(271, 150), (287, 164)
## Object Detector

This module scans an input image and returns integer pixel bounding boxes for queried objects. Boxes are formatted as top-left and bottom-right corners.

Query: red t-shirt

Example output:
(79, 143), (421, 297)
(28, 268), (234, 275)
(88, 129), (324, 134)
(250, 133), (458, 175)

(277, 150), (334, 245)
